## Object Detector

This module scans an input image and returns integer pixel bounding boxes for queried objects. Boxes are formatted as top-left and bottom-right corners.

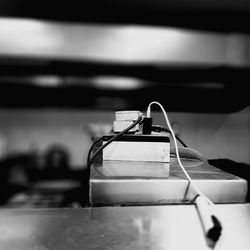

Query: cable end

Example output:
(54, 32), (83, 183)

(206, 215), (222, 249)
(195, 195), (222, 249)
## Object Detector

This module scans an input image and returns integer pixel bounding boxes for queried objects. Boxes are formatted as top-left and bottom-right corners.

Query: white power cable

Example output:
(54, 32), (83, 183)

(147, 102), (223, 247)
(147, 101), (213, 204)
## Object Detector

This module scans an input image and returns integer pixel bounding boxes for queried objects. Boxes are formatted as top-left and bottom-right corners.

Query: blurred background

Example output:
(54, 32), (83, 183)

(0, 0), (250, 208)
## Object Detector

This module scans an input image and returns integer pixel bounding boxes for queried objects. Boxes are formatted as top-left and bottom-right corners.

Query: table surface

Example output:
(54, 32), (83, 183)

(0, 204), (250, 250)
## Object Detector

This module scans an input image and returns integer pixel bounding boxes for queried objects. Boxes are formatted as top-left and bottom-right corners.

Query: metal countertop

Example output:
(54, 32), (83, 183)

(0, 204), (249, 250)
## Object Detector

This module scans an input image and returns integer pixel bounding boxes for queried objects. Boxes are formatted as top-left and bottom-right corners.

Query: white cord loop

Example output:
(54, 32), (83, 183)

(147, 101), (213, 204)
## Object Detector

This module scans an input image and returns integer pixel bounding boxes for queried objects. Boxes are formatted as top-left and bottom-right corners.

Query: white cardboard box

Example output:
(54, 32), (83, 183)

(103, 134), (170, 162)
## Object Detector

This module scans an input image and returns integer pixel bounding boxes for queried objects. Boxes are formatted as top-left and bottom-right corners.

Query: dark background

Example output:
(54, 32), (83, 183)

(0, 0), (249, 207)
(0, 0), (250, 112)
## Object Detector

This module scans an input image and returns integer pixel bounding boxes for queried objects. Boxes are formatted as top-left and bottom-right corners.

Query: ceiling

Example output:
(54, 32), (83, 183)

(1, 0), (250, 33)
(0, 1), (250, 112)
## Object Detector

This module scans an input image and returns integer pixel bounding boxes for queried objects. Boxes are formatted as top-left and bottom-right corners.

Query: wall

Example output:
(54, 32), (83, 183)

(0, 107), (249, 169)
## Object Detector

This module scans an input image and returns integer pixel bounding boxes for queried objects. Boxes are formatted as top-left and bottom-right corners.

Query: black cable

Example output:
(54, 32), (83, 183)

(87, 116), (143, 167)
(151, 125), (188, 148)
(87, 137), (103, 166)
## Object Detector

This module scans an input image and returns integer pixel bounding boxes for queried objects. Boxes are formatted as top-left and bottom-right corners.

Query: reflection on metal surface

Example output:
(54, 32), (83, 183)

(1, 18), (250, 66)
(0, 213), (42, 243)
(101, 161), (169, 178)
(0, 205), (250, 250)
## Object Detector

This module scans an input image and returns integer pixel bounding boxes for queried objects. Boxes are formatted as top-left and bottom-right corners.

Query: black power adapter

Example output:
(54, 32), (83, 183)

(142, 117), (153, 134)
